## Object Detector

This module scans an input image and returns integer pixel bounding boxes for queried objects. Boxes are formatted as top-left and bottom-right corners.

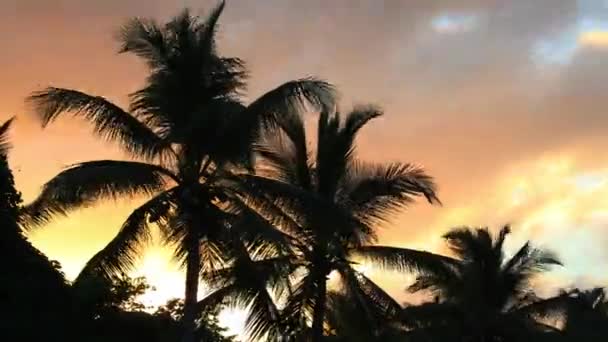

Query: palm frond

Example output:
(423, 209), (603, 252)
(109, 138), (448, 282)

(199, 239), (229, 274)
(226, 195), (298, 259)
(240, 173), (371, 242)
(351, 245), (458, 276)
(337, 266), (402, 320)
(325, 291), (383, 341)
(512, 294), (570, 320)
(73, 189), (177, 283)
(502, 242), (562, 296)
(128, 59), (247, 142)
(206, 255), (297, 298)
(572, 287), (607, 309)
(341, 162), (440, 226)
(315, 108), (342, 196)
(204, 243), (287, 341)
(493, 225), (511, 255)
(196, 0), (225, 55)
(407, 273), (459, 297)
(442, 227), (487, 262)
(160, 204), (230, 270)
(0, 117), (15, 155)
(342, 105), (383, 137)
(27, 88), (171, 160)
(503, 242), (562, 274)
(281, 273), (317, 335)
(195, 284), (237, 313)
(225, 175), (307, 242)
(24, 160), (173, 227)
(257, 111), (312, 190)
(400, 301), (459, 329)
(316, 105), (382, 197)
(118, 17), (169, 69)
(248, 77), (336, 132)
(166, 8), (197, 52)
(250, 79), (334, 191)
(242, 286), (283, 341)
(255, 134), (302, 185)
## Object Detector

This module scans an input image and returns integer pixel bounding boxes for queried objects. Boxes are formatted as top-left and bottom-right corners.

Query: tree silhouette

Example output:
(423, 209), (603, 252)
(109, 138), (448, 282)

(400, 225), (563, 341)
(23, 2), (334, 341)
(323, 291), (406, 341)
(155, 298), (237, 342)
(203, 105), (442, 341)
(0, 118), (73, 340)
(560, 287), (608, 341)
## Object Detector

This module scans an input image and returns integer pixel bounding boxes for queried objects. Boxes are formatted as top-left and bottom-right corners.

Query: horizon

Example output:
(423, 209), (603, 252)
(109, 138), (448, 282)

(3, 0), (608, 339)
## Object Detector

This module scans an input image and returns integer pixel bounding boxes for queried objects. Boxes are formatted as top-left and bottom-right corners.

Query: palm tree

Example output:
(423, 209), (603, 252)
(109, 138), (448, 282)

(399, 225), (563, 341)
(23, 2), (334, 341)
(203, 105), (443, 341)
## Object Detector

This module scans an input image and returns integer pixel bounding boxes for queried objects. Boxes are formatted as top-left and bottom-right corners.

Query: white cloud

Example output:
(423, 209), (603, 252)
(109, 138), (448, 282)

(431, 13), (481, 34)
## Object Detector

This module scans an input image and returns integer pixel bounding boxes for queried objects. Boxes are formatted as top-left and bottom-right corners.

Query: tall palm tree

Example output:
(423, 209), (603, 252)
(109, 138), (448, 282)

(203, 105), (443, 341)
(399, 225), (563, 341)
(23, 2), (334, 341)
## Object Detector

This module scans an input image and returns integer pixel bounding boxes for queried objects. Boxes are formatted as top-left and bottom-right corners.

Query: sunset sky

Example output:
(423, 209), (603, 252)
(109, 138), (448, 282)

(3, 0), (608, 337)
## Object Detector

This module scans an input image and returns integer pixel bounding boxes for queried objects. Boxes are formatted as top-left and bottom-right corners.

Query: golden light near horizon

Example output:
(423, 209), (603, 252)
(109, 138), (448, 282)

(580, 30), (608, 47)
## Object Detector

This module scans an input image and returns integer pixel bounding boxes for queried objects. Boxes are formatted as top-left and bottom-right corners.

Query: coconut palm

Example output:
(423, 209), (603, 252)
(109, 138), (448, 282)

(399, 225), (563, 341)
(202, 105), (443, 341)
(23, 2), (334, 341)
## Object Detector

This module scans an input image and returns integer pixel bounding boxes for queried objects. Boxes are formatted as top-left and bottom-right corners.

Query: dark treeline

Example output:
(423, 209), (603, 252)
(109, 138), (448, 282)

(1, 1), (606, 341)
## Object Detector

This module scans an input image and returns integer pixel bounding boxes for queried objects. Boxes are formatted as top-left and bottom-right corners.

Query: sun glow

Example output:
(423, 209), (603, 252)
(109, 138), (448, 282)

(579, 30), (608, 47)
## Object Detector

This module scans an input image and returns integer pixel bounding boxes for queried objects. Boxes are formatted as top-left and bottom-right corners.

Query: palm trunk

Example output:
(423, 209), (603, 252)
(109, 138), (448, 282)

(311, 273), (327, 342)
(182, 230), (201, 342)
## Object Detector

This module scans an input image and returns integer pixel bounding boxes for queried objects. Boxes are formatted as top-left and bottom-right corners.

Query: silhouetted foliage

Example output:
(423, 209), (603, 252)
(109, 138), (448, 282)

(559, 287), (608, 342)
(155, 298), (238, 342)
(67, 273), (236, 341)
(399, 225), (563, 342)
(323, 292), (406, 341)
(73, 273), (151, 316)
(24, 2), (334, 341)
(70, 274), (161, 341)
(4, 2), (608, 342)
(0, 118), (74, 341)
(203, 105), (441, 341)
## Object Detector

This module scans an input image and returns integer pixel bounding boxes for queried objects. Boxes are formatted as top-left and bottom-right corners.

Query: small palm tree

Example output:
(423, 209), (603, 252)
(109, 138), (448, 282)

(400, 225), (563, 341)
(23, 2), (334, 341)
(203, 105), (443, 341)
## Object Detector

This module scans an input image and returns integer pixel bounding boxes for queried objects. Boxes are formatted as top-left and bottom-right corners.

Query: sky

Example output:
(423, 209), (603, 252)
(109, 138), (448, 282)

(2, 0), (608, 337)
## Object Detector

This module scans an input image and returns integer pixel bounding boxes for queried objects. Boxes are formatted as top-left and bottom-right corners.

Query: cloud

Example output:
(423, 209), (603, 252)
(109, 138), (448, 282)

(431, 13), (483, 34)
